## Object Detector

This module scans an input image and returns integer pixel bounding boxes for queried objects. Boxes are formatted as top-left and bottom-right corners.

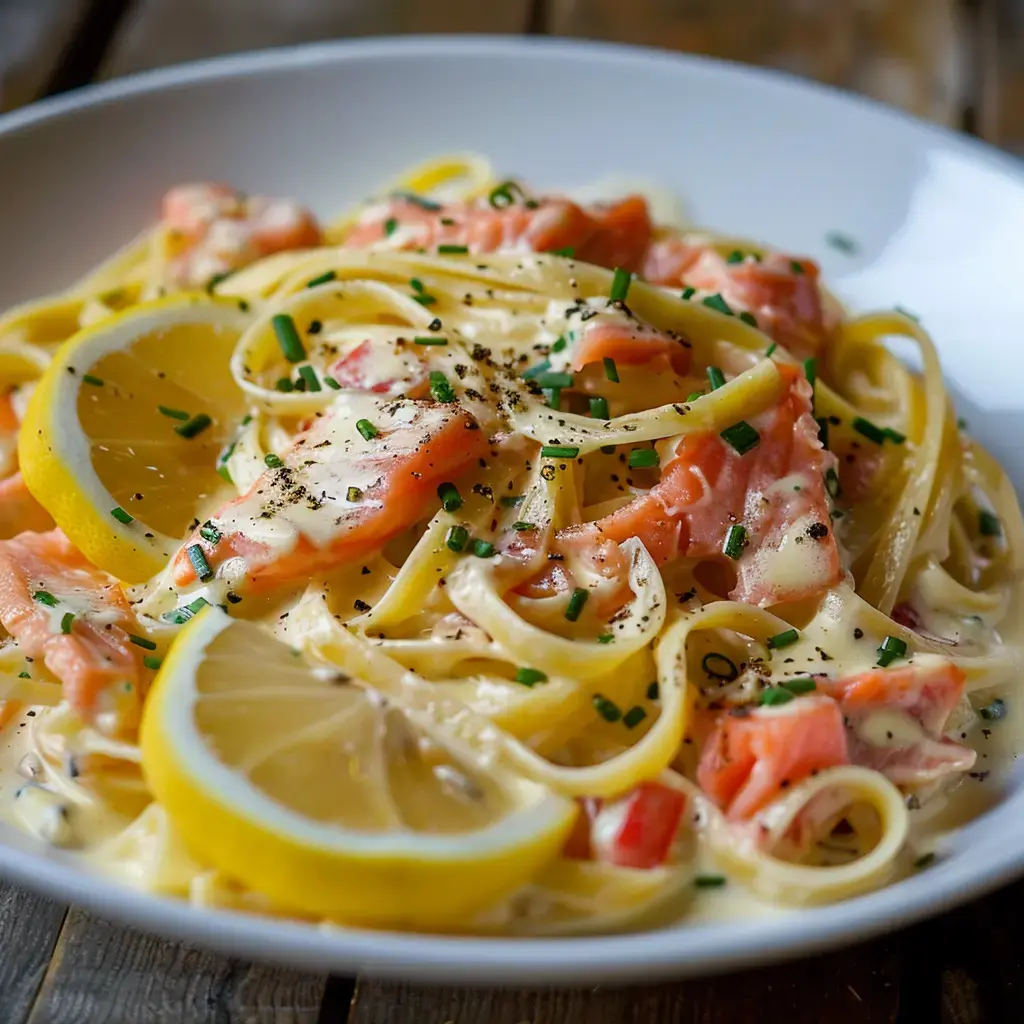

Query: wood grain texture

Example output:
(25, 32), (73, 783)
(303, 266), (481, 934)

(346, 939), (902, 1024)
(24, 907), (331, 1024)
(0, 0), (89, 110)
(0, 884), (68, 1024)
(978, 0), (1024, 150)
(548, 0), (967, 124)
(101, 0), (532, 79)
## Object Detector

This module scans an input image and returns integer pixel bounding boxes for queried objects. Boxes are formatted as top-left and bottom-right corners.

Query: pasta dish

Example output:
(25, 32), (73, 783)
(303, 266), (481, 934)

(0, 155), (1019, 935)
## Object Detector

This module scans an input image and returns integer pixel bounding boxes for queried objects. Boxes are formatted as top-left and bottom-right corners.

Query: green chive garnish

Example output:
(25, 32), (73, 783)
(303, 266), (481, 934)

(781, 677), (817, 695)
(33, 590), (58, 607)
(852, 416), (887, 444)
(702, 652), (739, 681)
(437, 482), (462, 512)
(128, 633), (157, 651)
(275, 377), (294, 393)
(694, 875), (727, 888)
(647, 681), (660, 700)
(825, 231), (858, 254)
(143, 656), (163, 671)
(429, 370), (455, 403)
(685, 391), (704, 403)
(471, 538), (495, 558)
(597, 634), (614, 644)
(765, 341), (778, 357)
(549, 246), (575, 258)
(110, 506), (133, 525)
(298, 365), (321, 392)
(60, 612), (74, 635)
(540, 445), (579, 459)
(592, 694), (621, 722)
(384, 217), (398, 237)
(565, 587), (589, 622)
(979, 510), (1002, 537)
(515, 667), (548, 687)
(913, 852), (936, 870)
(264, 453), (284, 469)
(767, 628), (799, 650)
(356, 418), (378, 441)
(395, 191), (441, 211)
(706, 366), (726, 391)
(803, 357), (817, 389)
(722, 524), (746, 560)
(158, 405), (190, 421)
(790, 260), (805, 275)
(702, 293), (733, 316)
(199, 522), (221, 544)
(445, 525), (469, 552)
(82, 374), (104, 387)
(500, 495), (523, 507)
(271, 314), (306, 363)
(543, 386), (562, 409)
(186, 544), (213, 582)
(161, 597), (210, 625)
(609, 267), (631, 303)
(628, 449), (659, 470)
(980, 698), (1006, 721)
(413, 336), (448, 346)
(175, 413), (212, 439)
(883, 427), (906, 444)
(680, 286), (696, 300)
(589, 396), (609, 420)
(511, 521), (536, 531)
(876, 635), (908, 668)
(438, 244), (468, 254)
(324, 375), (341, 390)
(551, 335), (568, 353)
(739, 311), (758, 328)
(623, 705), (647, 729)
(760, 686), (794, 706)
(306, 270), (336, 288)
(536, 372), (573, 389)
(603, 357), (619, 383)
(522, 360), (551, 381)
(720, 421), (760, 455)
(412, 293), (437, 307)
(726, 250), (744, 264)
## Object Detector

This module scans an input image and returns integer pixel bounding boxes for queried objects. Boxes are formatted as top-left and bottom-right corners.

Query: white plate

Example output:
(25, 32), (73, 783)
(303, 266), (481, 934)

(1, 36), (1023, 985)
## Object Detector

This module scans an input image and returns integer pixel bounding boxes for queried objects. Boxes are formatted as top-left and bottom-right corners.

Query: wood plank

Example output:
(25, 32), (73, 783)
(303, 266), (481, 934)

(346, 937), (903, 1024)
(548, 0), (968, 125)
(102, 0), (532, 80)
(25, 906), (334, 1024)
(0, 884), (68, 1024)
(0, 1), (90, 110)
(978, 0), (1024, 151)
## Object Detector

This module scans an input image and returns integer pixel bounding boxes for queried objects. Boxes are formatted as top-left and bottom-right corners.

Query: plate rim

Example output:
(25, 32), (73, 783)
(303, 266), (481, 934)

(2, 33), (1023, 983)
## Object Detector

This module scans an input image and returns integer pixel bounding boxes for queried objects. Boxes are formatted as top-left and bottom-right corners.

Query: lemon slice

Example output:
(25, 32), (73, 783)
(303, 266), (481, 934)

(19, 295), (250, 582)
(140, 607), (575, 927)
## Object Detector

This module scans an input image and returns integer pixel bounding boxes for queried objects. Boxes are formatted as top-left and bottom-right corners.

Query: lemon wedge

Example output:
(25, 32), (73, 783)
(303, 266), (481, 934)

(140, 607), (576, 927)
(19, 295), (250, 582)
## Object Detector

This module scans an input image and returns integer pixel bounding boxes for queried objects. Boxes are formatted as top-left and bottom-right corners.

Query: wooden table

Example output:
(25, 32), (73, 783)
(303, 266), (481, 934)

(0, 1), (1021, 1020)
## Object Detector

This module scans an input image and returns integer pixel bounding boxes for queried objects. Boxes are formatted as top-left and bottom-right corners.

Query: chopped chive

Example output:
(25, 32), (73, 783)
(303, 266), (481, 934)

(803, 357), (817, 390)
(628, 448), (659, 470)
(445, 525), (469, 552)
(187, 597), (209, 615)
(765, 341), (778, 357)
(790, 260), (805, 275)
(158, 405), (190, 421)
(913, 852), (936, 870)
(438, 244), (469, 254)
(324, 375), (341, 390)
(306, 270), (336, 288)
(722, 523), (746, 560)
(852, 416), (887, 444)
(346, 486), (363, 503)
(876, 635), (908, 667)
(694, 875), (727, 888)
(720, 421), (760, 456)
(540, 445), (579, 459)
(609, 267), (632, 303)
(597, 634), (614, 644)
(298, 365), (321, 392)
(702, 652), (739, 682)
(60, 612), (74, 635)
(409, 278), (425, 293)
(356, 418), (379, 441)
(275, 377), (294, 393)
(82, 373), (104, 387)
(551, 335), (568, 353)
(143, 656), (162, 671)
(412, 293), (437, 307)
(548, 246), (575, 257)
(739, 311), (758, 328)
(128, 633), (157, 651)
(264, 453), (284, 469)
(437, 482), (463, 512)
(760, 686), (794, 706)
(895, 305), (920, 323)
(767, 628), (800, 650)
(488, 181), (525, 208)
(600, 445), (617, 454)
(271, 314), (306, 363)
(429, 370), (456, 403)
(175, 413), (212, 439)
(781, 677), (817, 694)
(205, 272), (230, 293)
(685, 391), (704, 403)
(702, 293), (733, 316)
(413, 335), (448, 346)
(825, 231), (858, 254)
(680, 286), (696, 300)
(17, 672), (29, 679)
(394, 191), (441, 211)
(589, 396), (609, 420)
(592, 694), (621, 722)
(726, 250), (745, 264)
(33, 590), (58, 607)
(980, 698), (1006, 721)
(522, 360), (551, 381)
(647, 681), (660, 700)
(199, 522), (221, 545)
(511, 521), (536, 531)
(471, 538), (495, 558)
(565, 587), (589, 622)
(543, 386), (561, 409)
(536, 371), (574, 389)
(110, 506), (133, 525)
(500, 495), (523, 507)
(706, 366), (726, 391)
(603, 357), (619, 383)
(623, 705), (647, 729)
(161, 597), (209, 625)
(883, 427), (906, 444)
(979, 510), (1002, 537)
(186, 544), (213, 582)
(384, 217), (398, 237)
(515, 667), (548, 687)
